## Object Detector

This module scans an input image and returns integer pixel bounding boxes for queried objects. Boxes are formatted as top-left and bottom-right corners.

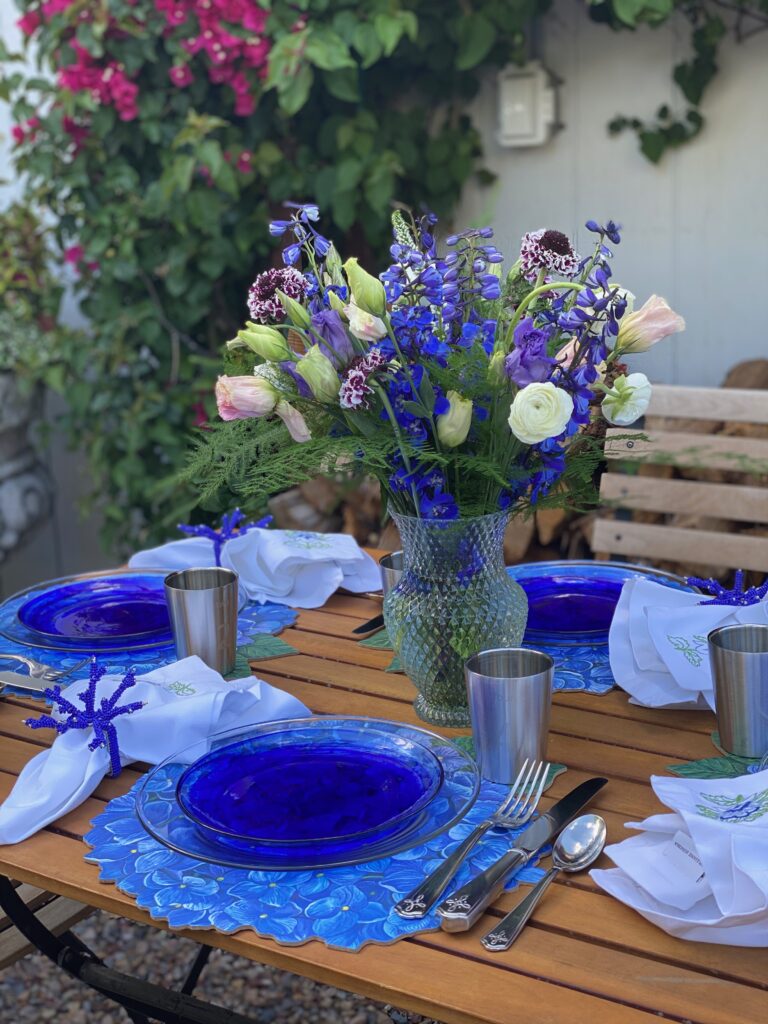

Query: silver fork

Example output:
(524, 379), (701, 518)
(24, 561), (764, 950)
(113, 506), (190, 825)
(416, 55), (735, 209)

(393, 759), (550, 919)
(0, 653), (90, 682)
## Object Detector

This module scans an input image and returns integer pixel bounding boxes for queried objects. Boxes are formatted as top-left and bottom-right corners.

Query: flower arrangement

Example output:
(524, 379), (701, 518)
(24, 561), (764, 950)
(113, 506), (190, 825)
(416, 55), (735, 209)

(192, 205), (684, 521)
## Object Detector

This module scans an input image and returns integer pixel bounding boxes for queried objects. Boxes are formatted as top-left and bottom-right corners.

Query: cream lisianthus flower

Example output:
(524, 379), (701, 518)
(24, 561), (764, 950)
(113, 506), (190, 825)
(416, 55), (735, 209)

(437, 390), (473, 448)
(508, 382), (573, 444)
(601, 373), (652, 425)
(614, 295), (685, 355)
(295, 346), (340, 404)
(344, 302), (388, 342)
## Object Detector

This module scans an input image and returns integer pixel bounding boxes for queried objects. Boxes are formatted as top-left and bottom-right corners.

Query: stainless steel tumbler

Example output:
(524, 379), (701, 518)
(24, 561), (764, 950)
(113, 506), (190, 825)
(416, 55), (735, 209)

(464, 647), (553, 784)
(708, 623), (768, 758)
(164, 567), (238, 675)
(379, 551), (404, 596)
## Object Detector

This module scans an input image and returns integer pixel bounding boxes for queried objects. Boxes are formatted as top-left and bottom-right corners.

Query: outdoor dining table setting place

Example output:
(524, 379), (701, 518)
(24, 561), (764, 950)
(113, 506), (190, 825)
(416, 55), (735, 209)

(1, 518), (767, 966)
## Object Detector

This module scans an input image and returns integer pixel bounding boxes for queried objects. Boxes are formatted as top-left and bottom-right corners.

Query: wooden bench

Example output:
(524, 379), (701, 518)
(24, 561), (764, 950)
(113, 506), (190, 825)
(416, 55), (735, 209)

(0, 879), (90, 970)
(591, 384), (768, 572)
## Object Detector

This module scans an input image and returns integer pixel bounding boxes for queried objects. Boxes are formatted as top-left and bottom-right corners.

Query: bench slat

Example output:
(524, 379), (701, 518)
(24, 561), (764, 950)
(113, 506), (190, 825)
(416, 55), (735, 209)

(591, 520), (768, 572)
(647, 385), (768, 424)
(599, 474), (768, 523)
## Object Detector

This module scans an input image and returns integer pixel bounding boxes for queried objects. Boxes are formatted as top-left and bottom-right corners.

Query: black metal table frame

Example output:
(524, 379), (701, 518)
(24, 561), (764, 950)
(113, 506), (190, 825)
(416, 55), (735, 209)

(0, 874), (264, 1024)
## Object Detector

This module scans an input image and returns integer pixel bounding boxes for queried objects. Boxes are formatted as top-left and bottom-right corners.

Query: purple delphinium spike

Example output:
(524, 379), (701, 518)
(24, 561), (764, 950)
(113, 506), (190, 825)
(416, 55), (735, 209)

(687, 570), (768, 606)
(178, 509), (272, 565)
(24, 658), (144, 777)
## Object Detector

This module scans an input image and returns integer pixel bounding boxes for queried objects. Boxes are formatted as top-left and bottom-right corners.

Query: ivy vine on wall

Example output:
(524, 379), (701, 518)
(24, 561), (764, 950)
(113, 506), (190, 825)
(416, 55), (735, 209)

(593, 0), (768, 162)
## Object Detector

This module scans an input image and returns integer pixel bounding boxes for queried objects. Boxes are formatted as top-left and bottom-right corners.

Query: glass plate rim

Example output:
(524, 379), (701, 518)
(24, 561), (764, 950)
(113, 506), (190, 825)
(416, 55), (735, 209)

(509, 559), (698, 646)
(136, 715), (480, 870)
(0, 569), (175, 654)
(17, 574), (170, 643)
(175, 719), (445, 846)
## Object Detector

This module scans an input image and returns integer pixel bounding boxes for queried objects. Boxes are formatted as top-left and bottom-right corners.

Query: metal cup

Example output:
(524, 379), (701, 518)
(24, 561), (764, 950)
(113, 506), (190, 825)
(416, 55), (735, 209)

(379, 551), (403, 596)
(164, 567), (239, 675)
(708, 623), (768, 758)
(464, 647), (553, 784)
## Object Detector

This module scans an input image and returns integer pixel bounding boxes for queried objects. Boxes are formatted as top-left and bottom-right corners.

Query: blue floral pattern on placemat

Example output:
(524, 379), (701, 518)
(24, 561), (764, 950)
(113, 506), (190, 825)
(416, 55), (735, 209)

(85, 777), (547, 952)
(0, 601), (297, 695)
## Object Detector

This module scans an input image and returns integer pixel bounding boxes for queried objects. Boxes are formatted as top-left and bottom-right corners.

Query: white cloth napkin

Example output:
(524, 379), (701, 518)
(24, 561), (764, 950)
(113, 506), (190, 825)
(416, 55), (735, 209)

(0, 656), (309, 845)
(592, 769), (768, 945)
(608, 578), (768, 709)
(129, 528), (381, 608)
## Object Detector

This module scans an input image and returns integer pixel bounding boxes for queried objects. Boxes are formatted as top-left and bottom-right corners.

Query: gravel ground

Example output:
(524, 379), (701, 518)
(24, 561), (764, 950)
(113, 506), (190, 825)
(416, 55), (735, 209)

(0, 911), (439, 1024)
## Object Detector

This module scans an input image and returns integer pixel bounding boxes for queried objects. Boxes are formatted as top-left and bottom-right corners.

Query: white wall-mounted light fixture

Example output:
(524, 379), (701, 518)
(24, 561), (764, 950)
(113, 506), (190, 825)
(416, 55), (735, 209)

(497, 61), (558, 148)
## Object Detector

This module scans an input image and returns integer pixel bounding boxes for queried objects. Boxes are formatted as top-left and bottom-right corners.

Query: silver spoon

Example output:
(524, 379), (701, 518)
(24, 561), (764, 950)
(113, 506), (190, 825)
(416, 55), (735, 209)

(481, 813), (607, 952)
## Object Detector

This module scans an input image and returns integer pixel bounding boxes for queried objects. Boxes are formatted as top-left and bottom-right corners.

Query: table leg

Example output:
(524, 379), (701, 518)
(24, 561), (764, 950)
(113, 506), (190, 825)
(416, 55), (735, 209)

(0, 875), (258, 1024)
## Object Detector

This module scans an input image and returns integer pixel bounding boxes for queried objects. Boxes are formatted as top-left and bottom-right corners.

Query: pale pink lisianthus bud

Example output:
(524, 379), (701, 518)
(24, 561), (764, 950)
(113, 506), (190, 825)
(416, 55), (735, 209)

(276, 400), (311, 442)
(215, 373), (278, 421)
(615, 295), (685, 354)
(555, 337), (578, 367)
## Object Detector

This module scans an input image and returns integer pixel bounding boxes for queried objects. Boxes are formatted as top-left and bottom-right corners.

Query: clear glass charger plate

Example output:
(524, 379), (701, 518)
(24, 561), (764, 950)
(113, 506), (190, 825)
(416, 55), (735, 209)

(0, 570), (175, 654)
(137, 716), (480, 870)
(507, 560), (696, 647)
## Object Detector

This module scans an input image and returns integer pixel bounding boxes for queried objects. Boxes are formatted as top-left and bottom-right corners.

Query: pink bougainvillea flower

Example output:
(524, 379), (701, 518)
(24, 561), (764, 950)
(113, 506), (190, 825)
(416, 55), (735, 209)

(64, 245), (84, 265)
(169, 64), (193, 87)
(17, 11), (41, 35)
(42, 0), (77, 15)
(236, 151), (252, 173)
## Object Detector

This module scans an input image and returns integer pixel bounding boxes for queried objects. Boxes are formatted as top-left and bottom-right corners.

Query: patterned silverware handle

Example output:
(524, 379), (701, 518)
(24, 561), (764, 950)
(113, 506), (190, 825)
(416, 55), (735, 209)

(437, 848), (527, 932)
(394, 819), (493, 919)
(481, 867), (559, 951)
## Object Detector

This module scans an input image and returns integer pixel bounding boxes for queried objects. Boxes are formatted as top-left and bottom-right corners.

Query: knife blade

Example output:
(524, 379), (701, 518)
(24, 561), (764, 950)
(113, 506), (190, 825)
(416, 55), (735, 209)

(352, 613), (385, 636)
(0, 671), (52, 697)
(436, 776), (607, 932)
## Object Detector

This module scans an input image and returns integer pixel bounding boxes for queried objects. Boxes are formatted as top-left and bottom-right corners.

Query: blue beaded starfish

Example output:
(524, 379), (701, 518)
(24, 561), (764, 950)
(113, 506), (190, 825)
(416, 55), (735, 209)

(177, 509), (272, 566)
(24, 660), (144, 777)
(687, 570), (768, 607)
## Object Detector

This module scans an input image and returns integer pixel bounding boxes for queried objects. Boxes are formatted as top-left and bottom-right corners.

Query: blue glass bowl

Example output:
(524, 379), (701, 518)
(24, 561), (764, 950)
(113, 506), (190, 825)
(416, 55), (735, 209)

(176, 721), (443, 853)
(18, 575), (171, 642)
(0, 571), (175, 654)
(507, 560), (696, 646)
(137, 717), (479, 870)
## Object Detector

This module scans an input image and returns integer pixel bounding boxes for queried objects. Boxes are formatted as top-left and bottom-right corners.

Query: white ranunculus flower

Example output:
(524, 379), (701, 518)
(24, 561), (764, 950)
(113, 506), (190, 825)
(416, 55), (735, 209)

(508, 382), (573, 445)
(601, 372), (652, 425)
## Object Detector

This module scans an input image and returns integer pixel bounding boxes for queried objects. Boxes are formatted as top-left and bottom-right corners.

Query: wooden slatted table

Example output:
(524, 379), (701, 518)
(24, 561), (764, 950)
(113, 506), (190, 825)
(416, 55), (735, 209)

(1, 586), (766, 1024)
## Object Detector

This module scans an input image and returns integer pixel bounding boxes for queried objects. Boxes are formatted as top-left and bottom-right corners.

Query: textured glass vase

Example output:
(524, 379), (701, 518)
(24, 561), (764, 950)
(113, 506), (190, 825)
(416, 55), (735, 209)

(383, 510), (528, 728)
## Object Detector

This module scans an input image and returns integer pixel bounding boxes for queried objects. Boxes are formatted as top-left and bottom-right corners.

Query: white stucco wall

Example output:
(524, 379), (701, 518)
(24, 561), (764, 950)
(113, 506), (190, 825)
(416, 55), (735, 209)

(457, 2), (768, 385)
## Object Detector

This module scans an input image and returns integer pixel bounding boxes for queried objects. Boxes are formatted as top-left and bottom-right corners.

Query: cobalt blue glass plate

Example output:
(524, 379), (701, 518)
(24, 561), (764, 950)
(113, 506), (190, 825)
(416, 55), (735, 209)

(176, 721), (443, 853)
(17, 574), (170, 642)
(0, 571), (174, 654)
(137, 717), (479, 870)
(507, 560), (696, 647)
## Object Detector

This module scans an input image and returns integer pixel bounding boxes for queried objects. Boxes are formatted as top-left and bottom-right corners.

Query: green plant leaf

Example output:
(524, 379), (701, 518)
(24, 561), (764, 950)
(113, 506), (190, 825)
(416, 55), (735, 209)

(358, 629), (393, 650)
(305, 29), (356, 71)
(456, 15), (495, 71)
(279, 64), (314, 115)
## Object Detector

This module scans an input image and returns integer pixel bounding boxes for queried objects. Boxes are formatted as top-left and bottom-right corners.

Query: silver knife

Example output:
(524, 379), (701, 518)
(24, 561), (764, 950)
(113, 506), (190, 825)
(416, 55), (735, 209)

(0, 670), (52, 697)
(352, 613), (385, 636)
(436, 777), (607, 932)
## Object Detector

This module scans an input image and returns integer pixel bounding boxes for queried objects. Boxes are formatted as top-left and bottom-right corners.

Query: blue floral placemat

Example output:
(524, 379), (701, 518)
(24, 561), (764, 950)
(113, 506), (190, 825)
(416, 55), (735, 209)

(0, 601), (298, 694)
(85, 777), (548, 952)
(360, 628), (614, 696)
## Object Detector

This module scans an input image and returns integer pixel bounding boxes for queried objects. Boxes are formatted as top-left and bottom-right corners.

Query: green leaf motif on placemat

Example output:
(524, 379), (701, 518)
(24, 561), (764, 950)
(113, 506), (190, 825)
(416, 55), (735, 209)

(226, 637), (299, 679)
(358, 628), (393, 650)
(667, 730), (762, 779)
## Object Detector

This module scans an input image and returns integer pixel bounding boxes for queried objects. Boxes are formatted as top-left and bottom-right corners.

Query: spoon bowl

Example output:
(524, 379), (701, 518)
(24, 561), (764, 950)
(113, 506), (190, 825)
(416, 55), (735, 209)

(482, 813), (607, 951)
(552, 813), (608, 872)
